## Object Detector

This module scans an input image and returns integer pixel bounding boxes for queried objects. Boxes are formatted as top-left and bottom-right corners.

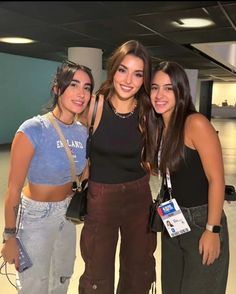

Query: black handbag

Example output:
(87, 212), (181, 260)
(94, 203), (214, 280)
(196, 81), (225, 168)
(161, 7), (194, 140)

(149, 176), (167, 232)
(46, 95), (99, 224)
(65, 179), (88, 223)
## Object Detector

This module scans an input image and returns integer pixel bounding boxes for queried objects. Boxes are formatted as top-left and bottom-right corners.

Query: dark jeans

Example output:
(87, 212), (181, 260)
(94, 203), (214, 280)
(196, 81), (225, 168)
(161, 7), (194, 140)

(79, 175), (157, 294)
(161, 204), (229, 294)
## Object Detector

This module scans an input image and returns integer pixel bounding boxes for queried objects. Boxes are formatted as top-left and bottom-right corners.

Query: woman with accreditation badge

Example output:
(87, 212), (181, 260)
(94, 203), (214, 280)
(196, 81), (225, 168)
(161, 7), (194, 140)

(147, 60), (229, 294)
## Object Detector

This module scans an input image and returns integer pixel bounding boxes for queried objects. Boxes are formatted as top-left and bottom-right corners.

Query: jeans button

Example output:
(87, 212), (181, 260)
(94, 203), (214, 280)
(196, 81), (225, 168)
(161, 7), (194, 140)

(92, 284), (97, 290)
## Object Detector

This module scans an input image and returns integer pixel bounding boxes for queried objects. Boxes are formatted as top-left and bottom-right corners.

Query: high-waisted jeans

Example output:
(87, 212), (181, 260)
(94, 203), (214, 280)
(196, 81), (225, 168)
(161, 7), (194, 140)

(16, 194), (76, 294)
(161, 204), (229, 294)
(79, 175), (157, 294)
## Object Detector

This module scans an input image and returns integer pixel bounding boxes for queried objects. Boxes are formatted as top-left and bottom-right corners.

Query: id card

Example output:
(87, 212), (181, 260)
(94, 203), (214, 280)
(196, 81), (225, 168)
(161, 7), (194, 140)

(157, 198), (191, 238)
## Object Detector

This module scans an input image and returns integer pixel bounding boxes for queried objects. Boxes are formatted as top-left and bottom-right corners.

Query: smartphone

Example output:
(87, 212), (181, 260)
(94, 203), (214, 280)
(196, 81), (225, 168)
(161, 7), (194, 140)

(16, 237), (33, 272)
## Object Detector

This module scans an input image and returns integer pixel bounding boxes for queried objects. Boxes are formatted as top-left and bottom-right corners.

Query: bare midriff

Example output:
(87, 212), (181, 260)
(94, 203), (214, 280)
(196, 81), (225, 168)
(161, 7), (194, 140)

(22, 182), (73, 202)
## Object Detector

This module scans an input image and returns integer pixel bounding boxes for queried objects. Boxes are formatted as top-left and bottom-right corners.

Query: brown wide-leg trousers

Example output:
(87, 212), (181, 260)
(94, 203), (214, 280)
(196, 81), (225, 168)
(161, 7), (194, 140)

(79, 175), (157, 294)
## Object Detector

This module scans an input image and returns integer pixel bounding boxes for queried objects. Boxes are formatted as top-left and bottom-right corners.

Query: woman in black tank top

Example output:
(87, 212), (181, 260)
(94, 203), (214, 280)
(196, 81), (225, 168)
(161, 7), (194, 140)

(79, 40), (157, 294)
(148, 61), (229, 294)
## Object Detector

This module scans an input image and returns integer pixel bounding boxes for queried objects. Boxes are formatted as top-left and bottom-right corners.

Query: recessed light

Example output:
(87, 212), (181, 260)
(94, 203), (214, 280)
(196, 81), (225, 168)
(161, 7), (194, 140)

(173, 18), (214, 28)
(0, 37), (35, 44)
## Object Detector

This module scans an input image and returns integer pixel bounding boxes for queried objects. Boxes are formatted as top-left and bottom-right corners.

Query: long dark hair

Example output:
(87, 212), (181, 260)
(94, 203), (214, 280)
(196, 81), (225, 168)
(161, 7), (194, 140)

(149, 61), (197, 174)
(98, 40), (153, 170)
(48, 60), (94, 110)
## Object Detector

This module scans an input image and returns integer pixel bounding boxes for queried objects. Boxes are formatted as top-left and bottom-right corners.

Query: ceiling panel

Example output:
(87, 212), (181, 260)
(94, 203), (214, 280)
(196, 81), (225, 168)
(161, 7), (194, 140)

(0, 1), (236, 81)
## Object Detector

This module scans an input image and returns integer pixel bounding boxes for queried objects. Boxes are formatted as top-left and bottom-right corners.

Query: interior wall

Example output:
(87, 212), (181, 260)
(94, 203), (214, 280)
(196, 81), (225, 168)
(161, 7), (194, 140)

(0, 52), (59, 144)
(212, 83), (236, 106)
(185, 69), (198, 104)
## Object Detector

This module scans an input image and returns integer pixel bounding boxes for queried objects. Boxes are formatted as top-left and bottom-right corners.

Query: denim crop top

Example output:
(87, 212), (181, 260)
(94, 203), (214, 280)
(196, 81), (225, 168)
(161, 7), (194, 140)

(17, 115), (88, 186)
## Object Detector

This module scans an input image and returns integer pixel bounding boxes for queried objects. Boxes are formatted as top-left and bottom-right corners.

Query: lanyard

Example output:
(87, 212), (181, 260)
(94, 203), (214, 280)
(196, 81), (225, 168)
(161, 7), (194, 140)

(165, 168), (173, 199)
(157, 139), (162, 179)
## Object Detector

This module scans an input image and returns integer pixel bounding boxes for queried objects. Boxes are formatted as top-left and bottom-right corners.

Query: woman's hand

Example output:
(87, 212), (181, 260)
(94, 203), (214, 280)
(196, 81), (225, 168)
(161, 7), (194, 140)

(199, 230), (221, 265)
(1, 237), (19, 270)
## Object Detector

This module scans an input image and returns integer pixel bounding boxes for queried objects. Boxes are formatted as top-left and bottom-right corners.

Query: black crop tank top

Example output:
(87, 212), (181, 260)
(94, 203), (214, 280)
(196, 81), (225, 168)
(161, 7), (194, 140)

(89, 100), (146, 183)
(170, 146), (208, 207)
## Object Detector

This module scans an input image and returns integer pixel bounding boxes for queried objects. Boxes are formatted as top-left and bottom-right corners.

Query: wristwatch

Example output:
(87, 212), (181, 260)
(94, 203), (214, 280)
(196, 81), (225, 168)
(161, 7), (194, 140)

(2, 228), (16, 243)
(206, 223), (221, 233)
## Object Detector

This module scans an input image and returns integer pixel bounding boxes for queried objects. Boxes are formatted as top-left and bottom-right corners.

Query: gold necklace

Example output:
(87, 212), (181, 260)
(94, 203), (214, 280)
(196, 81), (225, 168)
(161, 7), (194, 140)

(109, 101), (137, 119)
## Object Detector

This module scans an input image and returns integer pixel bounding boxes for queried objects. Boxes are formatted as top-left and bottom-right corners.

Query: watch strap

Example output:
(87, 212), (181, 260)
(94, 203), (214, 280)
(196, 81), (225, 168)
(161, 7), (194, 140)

(206, 223), (221, 233)
(2, 231), (16, 243)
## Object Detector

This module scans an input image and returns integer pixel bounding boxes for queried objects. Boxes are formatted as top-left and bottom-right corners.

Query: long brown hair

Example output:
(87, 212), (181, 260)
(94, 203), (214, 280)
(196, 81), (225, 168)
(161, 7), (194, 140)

(149, 61), (197, 174)
(98, 40), (153, 171)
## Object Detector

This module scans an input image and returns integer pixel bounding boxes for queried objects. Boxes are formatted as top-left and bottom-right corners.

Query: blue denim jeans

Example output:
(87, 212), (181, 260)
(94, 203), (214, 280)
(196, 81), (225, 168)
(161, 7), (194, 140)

(161, 204), (229, 294)
(16, 194), (76, 294)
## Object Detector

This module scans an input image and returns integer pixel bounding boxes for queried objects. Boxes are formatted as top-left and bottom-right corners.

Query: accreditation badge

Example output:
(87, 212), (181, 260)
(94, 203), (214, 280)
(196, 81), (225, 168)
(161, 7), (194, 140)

(157, 198), (191, 238)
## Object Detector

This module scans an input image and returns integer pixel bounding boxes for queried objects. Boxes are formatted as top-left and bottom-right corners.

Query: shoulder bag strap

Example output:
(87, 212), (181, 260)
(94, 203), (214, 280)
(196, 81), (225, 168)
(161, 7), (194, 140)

(86, 94), (99, 159)
(45, 96), (99, 189)
(45, 113), (79, 188)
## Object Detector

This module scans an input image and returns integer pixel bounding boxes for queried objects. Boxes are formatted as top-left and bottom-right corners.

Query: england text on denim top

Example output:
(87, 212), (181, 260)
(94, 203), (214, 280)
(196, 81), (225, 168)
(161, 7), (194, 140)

(17, 114), (88, 186)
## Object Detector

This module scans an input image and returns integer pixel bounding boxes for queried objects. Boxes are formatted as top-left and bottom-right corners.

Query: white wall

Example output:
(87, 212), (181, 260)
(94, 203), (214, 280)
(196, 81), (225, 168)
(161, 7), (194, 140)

(212, 83), (236, 106)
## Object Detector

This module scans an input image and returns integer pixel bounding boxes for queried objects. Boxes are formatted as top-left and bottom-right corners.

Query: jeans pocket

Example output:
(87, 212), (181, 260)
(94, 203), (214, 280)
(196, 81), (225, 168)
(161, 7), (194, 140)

(192, 215), (208, 229)
(87, 183), (102, 200)
(189, 207), (208, 230)
(23, 205), (49, 222)
(191, 210), (228, 243)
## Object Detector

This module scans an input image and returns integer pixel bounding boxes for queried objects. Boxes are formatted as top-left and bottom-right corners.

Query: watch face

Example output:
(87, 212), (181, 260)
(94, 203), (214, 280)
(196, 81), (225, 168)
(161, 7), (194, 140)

(212, 226), (221, 233)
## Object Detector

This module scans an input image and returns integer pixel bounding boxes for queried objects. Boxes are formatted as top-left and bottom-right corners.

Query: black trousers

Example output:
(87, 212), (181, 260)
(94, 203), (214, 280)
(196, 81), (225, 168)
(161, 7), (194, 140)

(79, 175), (157, 294)
(161, 204), (229, 294)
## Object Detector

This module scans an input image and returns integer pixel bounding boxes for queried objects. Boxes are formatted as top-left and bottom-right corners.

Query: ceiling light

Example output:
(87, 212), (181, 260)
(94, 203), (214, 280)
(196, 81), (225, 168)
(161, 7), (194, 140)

(0, 37), (35, 44)
(173, 18), (214, 28)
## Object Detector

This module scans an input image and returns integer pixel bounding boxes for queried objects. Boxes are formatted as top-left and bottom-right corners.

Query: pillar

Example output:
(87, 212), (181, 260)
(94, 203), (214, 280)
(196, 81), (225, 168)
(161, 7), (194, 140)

(68, 47), (103, 92)
(199, 80), (213, 121)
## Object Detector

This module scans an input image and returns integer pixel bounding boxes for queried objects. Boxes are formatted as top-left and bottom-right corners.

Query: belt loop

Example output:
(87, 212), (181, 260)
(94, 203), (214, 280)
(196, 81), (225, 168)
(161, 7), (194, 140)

(181, 206), (192, 223)
(187, 207), (193, 222)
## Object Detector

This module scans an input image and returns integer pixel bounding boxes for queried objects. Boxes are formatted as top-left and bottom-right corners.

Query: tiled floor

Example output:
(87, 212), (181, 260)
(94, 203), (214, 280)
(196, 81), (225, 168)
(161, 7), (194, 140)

(0, 118), (235, 293)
